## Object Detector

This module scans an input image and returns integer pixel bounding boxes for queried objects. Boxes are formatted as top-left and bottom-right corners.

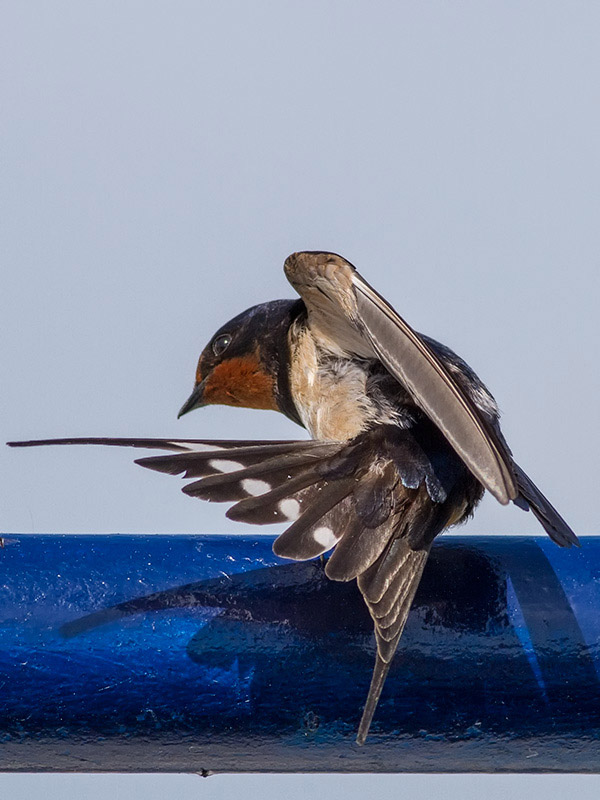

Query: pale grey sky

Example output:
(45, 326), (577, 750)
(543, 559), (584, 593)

(2, 1), (599, 797)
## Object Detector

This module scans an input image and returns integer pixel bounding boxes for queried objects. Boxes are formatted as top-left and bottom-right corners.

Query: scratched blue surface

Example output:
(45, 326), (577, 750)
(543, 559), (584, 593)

(1, 534), (600, 773)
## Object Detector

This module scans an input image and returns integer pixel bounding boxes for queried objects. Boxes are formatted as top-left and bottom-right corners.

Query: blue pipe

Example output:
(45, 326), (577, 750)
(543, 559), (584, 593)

(1, 534), (599, 773)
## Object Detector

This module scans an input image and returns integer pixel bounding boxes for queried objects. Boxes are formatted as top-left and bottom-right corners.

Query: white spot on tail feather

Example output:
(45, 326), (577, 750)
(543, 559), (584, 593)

(209, 459), (243, 473)
(313, 526), (339, 549)
(278, 498), (301, 521)
(242, 478), (271, 496)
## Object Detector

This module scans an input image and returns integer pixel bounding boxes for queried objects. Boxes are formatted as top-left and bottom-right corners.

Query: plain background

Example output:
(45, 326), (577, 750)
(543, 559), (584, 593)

(2, 1), (599, 797)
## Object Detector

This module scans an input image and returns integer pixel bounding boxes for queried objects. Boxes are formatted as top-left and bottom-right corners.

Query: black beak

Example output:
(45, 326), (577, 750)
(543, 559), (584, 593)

(177, 381), (206, 419)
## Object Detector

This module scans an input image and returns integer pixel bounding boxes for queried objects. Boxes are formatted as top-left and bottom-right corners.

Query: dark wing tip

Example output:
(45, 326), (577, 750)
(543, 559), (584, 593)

(541, 519), (580, 549)
(512, 463), (580, 549)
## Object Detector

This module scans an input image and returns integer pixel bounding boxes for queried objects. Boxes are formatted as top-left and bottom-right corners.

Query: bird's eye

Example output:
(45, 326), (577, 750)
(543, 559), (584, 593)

(212, 333), (232, 357)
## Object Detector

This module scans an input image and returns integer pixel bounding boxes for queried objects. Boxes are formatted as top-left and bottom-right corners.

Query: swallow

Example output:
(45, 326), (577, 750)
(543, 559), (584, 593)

(9, 251), (578, 744)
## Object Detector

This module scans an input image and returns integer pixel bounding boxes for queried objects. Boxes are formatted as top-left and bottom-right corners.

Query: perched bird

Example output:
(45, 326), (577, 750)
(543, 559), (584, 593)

(9, 251), (578, 744)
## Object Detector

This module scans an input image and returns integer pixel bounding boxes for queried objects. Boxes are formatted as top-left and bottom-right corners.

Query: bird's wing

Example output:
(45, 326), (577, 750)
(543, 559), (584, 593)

(284, 251), (518, 505)
(8, 429), (458, 743)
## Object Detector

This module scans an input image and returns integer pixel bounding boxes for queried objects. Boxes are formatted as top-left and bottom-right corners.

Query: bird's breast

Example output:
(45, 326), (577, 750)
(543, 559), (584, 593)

(287, 325), (397, 441)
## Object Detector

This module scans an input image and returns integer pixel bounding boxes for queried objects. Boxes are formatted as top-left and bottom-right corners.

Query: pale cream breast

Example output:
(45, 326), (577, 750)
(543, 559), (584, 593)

(288, 323), (374, 441)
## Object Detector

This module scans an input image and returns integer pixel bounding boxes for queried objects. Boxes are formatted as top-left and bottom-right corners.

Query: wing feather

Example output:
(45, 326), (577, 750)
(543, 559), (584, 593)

(512, 462), (579, 548)
(284, 251), (517, 504)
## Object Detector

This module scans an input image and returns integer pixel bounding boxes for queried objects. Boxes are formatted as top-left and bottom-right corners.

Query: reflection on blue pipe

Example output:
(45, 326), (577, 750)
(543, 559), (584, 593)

(505, 576), (548, 700)
(1, 534), (600, 773)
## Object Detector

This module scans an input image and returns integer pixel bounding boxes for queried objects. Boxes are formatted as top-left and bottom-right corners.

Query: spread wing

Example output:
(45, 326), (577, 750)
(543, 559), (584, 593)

(284, 251), (518, 505)
(8, 430), (463, 743)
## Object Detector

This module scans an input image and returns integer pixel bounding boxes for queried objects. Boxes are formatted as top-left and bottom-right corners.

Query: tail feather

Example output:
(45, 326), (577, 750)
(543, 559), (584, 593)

(272, 482), (355, 560)
(324, 513), (400, 582)
(136, 441), (335, 477)
(179, 450), (339, 503)
(226, 470), (328, 525)
(7, 436), (297, 452)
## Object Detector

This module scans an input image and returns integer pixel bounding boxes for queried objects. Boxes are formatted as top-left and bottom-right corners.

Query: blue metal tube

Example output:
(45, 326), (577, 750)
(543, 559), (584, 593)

(1, 534), (599, 773)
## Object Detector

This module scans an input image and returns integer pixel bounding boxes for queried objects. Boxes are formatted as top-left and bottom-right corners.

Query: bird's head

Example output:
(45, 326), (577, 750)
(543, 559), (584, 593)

(178, 299), (305, 421)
